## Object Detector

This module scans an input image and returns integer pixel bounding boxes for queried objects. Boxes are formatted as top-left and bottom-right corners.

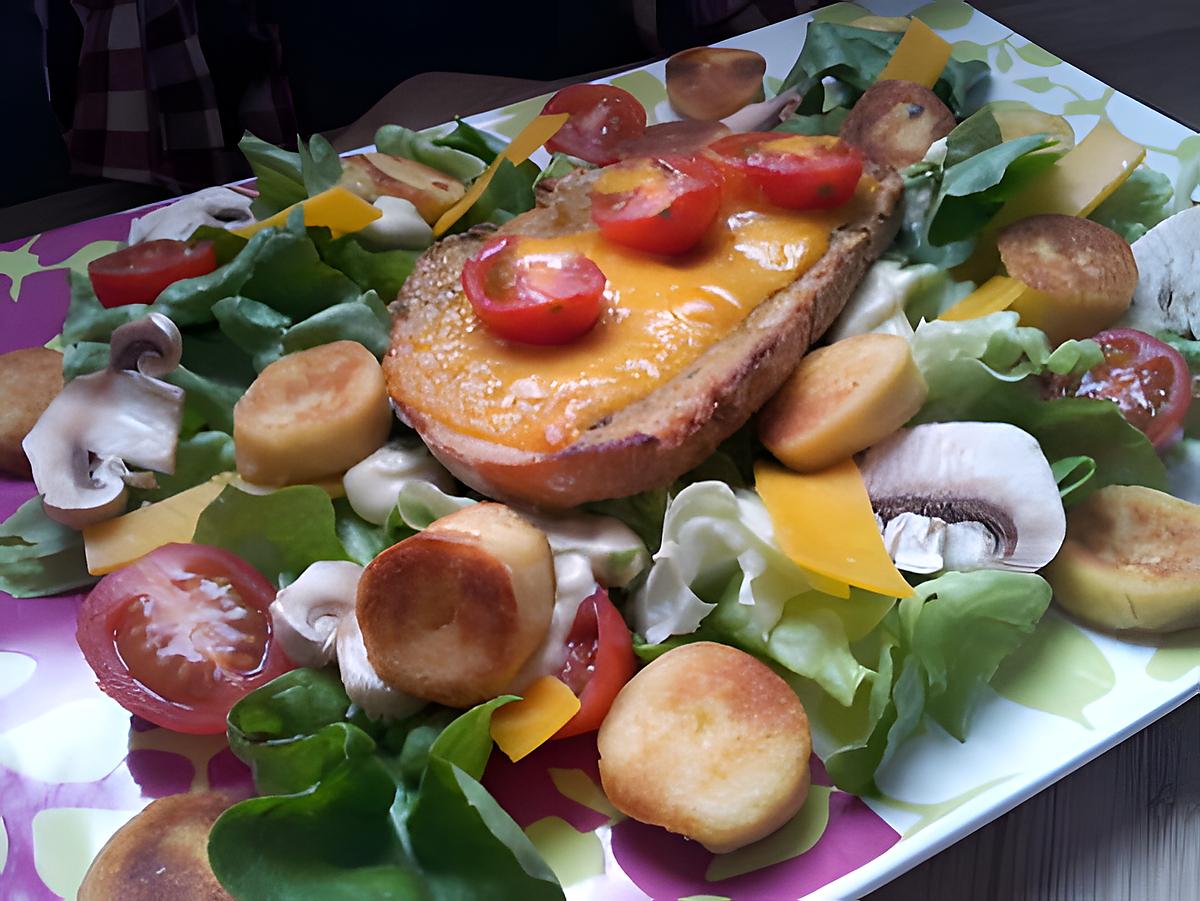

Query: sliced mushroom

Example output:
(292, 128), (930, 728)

(23, 315), (185, 528)
(721, 88), (803, 134)
(1121, 206), (1200, 339)
(859, 422), (1066, 573)
(270, 560), (361, 667)
(268, 560), (424, 719)
(128, 186), (254, 244)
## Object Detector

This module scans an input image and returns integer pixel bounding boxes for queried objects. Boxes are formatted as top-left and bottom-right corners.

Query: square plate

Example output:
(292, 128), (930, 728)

(1, 2), (1197, 898)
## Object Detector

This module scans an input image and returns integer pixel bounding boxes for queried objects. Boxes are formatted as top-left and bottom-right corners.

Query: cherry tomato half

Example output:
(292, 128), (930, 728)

(88, 239), (217, 308)
(461, 235), (606, 345)
(542, 84), (648, 166)
(553, 587), (636, 739)
(1047, 328), (1193, 449)
(708, 132), (863, 210)
(76, 543), (294, 734)
(589, 155), (724, 256)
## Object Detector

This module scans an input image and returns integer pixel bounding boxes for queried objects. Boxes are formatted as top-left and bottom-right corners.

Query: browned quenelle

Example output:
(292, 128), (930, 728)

(666, 47), (767, 121)
(839, 79), (956, 169)
(0, 346), (63, 478)
(999, 214), (1138, 344)
(338, 152), (466, 223)
(78, 792), (235, 901)
(357, 503), (554, 707)
(384, 161), (902, 509)
(598, 642), (812, 853)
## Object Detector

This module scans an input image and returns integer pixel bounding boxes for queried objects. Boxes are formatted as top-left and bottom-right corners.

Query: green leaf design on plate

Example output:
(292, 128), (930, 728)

(523, 817), (605, 887)
(912, 0), (974, 31)
(1014, 76), (1057, 93)
(610, 71), (668, 123)
(991, 614), (1115, 728)
(1063, 88), (1114, 117)
(875, 774), (1014, 838)
(704, 786), (832, 882)
(995, 45), (1013, 73)
(1145, 629), (1200, 682)
(547, 768), (621, 821)
(1013, 43), (1062, 67)
(1171, 135), (1200, 208)
(487, 93), (553, 140)
(952, 40), (989, 63)
(811, 2), (871, 25)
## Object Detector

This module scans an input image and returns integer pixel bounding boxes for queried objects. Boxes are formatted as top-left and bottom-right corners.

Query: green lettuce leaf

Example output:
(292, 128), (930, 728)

(429, 118), (507, 164)
(1089, 166), (1173, 242)
(192, 484), (352, 586)
(240, 132), (345, 219)
(128, 431), (235, 505)
(909, 313), (1167, 500)
(0, 495), (96, 598)
(210, 669), (563, 900)
(312, 231), (419, 303)
(816, 570), (1052, 793)
(779, 22), (989, 116)
(374, 124), (489, 182)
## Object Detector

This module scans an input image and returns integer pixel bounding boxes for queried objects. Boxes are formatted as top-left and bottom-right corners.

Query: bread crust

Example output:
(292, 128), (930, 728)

(385, 163), (902, 509)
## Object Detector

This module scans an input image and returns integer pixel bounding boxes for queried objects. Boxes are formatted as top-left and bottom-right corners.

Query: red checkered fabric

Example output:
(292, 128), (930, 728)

(67, 0), (295, 191)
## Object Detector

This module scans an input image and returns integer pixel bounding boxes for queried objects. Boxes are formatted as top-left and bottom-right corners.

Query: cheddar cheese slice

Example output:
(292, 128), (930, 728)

(877, 18), (952, 88)
(490, 676), (581, 763)
(83, 474), (233, 575)
(755, 460), (914, 599)
(233, 186), (381, 239)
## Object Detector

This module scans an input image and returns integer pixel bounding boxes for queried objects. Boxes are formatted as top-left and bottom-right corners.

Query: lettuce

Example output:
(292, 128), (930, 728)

(239, 132), (344, 219)
(192, 484), (353, 586)
(210, 668), (562, 900)
(810, 570), (1051, 793)
(374, 124), (490, 182)
(910, 313), (1167, 501)
(0, 495), (96, 598)
(779, 22), (988, 117)
(1089, 166), (1174, 242)
(892, 111), (1061, 267)
(827, 259), (975, 341)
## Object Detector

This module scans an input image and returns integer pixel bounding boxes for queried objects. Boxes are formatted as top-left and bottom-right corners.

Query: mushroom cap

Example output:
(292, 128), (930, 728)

(860, 421), (1066, 573)
(109, 312), (182, 378)
(269, 560), (362, 667)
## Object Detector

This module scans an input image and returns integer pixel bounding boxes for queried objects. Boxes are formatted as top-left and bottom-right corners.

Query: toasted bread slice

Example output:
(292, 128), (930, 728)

(384, 163), (902, 509)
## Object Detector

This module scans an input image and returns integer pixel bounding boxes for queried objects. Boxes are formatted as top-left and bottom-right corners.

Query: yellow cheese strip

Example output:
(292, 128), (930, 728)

(83, 474), (233, 576)
(960, 120), (1146, 279)
(876, 18), (951, 88)
(940, 274), (1031, 321)
(490, 676), (581, 763)
(755, 460), (914, 599)
(433, 113), (570, 237)
(233, 186), (381, 239)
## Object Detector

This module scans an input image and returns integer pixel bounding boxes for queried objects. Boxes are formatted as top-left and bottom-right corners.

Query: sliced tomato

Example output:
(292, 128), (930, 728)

(542, 84), (648, 166)
(88, 239), (217, 308)
(461, 235), (606, 345)
(1047, 328), (1193, 448)
(589, 154), (724, 255)
(76, 543), (293, 734)
(553, 587), (636, 739)
(708, 132), (863, 210)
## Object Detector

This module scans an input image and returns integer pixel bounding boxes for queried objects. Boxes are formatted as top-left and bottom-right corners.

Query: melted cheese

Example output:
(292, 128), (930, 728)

(398, 187), (872, 452)
(755, 460), (914, 599)
(490, 676), (581, 762)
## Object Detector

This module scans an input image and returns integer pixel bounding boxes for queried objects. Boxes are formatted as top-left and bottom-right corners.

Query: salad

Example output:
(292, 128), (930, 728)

(2, 9), (1199, 900)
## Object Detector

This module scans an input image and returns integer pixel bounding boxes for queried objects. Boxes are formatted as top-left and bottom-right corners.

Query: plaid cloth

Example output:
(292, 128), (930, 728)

(67, 0), (295, 191)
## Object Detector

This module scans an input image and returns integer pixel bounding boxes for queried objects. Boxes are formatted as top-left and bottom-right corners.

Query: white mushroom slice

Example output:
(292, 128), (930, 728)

(342, 442), (458, 525)
(1122, 206), (1200, 338)
(128, 186), (254, 244)
(23, 315), (185, 528)
(860, 422), (1066, 573)
(337, 613), (425, 720)
(270, 560), (362, 667)
(721, 88), (803, 133)
(268, 559), (424, 719)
